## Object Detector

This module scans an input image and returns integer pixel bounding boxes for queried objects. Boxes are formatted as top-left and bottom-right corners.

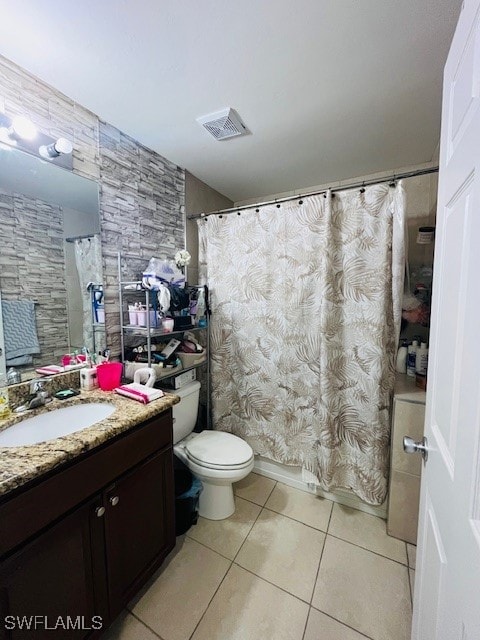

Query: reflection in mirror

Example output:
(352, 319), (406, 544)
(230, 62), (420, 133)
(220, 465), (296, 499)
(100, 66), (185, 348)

(0, 145), (104, 383)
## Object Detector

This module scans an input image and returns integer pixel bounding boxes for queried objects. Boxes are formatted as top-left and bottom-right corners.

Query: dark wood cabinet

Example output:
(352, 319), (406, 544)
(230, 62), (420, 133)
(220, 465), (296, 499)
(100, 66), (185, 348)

(103, 448), (174, 619)
(0, 410), (175, 639)
(0, 498), (99, 640)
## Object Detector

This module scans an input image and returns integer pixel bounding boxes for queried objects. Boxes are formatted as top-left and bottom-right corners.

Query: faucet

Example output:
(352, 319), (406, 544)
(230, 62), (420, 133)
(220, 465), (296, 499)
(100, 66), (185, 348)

(27, 380), (52, 409)
(13, 379), (52, 413)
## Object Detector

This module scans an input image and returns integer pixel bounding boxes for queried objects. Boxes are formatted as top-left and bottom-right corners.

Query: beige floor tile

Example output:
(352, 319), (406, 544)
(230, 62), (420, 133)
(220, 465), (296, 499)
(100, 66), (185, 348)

(102, 611), (159, 640)
(329, 503), (407, 564)
(265, 482), (333, 531)
(407, 543), (416, 569)
(187, 496), (261, 559)
(312, 536), (412, 640)
(191, 564), (309, 640)
(130, 537), (230, 640)
(304, 608), (368, 640)
(236, 508), (325, 601)
(234, 472), (276, 505)
(409, 569), (415, 603)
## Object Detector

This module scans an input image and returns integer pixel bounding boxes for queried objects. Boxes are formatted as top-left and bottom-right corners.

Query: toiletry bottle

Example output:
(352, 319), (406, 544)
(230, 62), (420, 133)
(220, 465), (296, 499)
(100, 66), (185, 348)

(407, 340), (419, 377)
(395, 340), (409, 373)
(416, 342), (429, 375)
(80, 367), (99, 391)
(0, 387), (10, 420)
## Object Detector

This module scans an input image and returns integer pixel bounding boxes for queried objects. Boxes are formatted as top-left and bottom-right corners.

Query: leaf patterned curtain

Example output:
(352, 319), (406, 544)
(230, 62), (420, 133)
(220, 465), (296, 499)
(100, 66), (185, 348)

(198, 183), (405, 505)
(74, 236), (104, 352)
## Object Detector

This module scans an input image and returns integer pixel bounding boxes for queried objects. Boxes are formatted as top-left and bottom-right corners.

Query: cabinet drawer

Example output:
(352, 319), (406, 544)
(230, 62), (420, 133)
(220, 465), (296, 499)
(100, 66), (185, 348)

(0, 410), (172, 557)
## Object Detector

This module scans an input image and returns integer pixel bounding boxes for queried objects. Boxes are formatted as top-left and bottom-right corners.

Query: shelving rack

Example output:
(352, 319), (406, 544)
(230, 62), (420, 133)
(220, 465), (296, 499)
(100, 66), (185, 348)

(117, 252), (211, 427)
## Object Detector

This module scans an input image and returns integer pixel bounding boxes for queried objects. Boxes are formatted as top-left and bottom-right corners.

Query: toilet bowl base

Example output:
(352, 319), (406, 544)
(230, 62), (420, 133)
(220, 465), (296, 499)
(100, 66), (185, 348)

(198, 482), (235, 520)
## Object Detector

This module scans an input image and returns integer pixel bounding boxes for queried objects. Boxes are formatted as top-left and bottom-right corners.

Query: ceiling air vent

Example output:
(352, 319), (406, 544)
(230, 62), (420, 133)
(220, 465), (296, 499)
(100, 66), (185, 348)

(197, 108), (248, 141)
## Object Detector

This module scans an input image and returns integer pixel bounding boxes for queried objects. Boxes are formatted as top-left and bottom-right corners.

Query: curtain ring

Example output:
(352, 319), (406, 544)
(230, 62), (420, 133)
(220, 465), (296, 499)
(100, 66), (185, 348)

(360, 181), (365, 194)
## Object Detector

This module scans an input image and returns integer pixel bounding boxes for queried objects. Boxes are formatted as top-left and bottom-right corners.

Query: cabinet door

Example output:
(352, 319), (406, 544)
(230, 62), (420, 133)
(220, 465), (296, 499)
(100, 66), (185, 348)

(103, 448), (175, 617)
(0, 498), (103, 640)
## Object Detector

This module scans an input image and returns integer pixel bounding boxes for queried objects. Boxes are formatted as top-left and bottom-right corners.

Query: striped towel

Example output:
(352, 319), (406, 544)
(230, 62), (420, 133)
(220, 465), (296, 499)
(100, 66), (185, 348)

(115, 383), (164, 404)
(2, 300), (40, 366)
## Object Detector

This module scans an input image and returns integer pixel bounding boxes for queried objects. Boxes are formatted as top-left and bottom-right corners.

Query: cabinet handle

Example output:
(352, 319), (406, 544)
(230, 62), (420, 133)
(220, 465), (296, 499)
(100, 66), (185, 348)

(109, 495), (120, 507)
(95, 506), (106, 518)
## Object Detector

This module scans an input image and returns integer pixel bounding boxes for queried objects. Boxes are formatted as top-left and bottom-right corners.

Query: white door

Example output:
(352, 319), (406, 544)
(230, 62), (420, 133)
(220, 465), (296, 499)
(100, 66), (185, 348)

(411, 1), (480, 638)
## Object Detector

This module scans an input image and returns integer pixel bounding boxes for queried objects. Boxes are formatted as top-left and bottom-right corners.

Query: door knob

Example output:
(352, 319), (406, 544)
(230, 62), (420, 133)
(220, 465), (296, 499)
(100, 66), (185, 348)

(403, 436), (429, 462)
(109, 495), (120, 507)
(95, 506), (106, 518)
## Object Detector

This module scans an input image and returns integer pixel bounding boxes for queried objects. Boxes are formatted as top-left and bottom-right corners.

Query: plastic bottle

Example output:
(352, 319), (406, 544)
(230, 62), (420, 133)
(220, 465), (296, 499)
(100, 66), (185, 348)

(0, 387), (11, 419)
(407, 340), (418, 377)
(395, 340), (409, 373)
(416, 342), (429, 375)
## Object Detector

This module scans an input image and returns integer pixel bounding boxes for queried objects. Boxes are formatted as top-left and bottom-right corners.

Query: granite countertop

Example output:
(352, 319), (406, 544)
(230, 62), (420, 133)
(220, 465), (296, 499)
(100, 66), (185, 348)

(0, 389), (180, 499)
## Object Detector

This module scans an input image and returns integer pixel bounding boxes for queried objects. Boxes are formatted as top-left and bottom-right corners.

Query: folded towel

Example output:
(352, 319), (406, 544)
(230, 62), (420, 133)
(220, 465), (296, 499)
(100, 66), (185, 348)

(2, 300), (40, 365)
(36, 365), (65, 376)
(115, 383), (164, 404)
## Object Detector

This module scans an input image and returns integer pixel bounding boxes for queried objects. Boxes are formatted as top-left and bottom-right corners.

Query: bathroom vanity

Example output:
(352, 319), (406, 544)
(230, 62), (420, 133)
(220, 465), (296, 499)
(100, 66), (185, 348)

(0, 392), (178, 638)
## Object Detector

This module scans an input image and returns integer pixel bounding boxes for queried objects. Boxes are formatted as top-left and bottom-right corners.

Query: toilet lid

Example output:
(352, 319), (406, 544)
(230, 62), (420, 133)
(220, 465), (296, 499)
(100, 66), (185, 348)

(185, 431), (253, 468)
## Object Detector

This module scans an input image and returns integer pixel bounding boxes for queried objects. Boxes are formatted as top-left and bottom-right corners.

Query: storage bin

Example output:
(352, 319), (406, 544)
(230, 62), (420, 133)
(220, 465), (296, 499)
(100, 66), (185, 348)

(174, 457), (203, 535)
(128, 306), (138, 325)
(178, 351), (206, 368)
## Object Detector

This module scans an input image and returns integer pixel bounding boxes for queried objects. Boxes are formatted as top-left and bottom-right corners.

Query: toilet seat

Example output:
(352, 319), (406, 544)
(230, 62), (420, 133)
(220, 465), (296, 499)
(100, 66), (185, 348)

(185, 431), (253, 471)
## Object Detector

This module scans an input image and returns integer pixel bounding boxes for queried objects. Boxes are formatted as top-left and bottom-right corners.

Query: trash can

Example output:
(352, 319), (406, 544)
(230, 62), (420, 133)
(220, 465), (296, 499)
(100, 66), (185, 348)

(174, 458), (202, 536)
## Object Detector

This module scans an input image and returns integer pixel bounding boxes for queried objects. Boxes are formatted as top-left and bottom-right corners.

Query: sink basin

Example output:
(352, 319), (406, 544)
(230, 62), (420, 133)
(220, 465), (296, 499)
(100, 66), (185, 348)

(0, 403), (116, 447)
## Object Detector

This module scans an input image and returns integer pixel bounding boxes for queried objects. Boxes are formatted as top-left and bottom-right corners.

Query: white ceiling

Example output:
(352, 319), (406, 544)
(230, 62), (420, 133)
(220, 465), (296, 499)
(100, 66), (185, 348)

(0, 0), (461, 202)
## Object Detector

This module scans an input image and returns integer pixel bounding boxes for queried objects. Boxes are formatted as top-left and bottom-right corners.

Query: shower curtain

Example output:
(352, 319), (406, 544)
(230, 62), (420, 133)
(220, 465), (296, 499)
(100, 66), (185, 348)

(198, 183), (405, 505)
(74, 236), (103, 352)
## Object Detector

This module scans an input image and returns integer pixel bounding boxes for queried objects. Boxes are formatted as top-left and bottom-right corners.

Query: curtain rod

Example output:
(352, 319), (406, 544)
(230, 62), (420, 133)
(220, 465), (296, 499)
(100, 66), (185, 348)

(187, 166), (439, 220)
(65, 233), (98, 243)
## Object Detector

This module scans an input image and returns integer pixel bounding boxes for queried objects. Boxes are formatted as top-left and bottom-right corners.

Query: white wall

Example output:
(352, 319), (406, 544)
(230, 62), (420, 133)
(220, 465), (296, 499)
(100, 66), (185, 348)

(185, 171), (233, 284)
(234, 159), (438, 207)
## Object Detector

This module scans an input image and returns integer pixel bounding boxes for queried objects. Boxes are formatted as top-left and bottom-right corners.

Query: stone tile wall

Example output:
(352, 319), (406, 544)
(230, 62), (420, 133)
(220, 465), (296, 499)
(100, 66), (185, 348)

(0, 189), (69, 366)
(0, 55), (185, 359)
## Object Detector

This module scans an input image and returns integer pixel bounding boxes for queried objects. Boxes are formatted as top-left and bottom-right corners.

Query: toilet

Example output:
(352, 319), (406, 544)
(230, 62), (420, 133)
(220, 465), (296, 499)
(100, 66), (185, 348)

(172, 381), (254, 520)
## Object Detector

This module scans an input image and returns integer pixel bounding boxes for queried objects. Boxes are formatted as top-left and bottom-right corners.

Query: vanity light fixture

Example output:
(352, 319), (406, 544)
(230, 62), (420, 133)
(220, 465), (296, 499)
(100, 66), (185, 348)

(0, 127), (15, 148)
(9, 115), (37, 141)
(39, 137), (73, 159)
(0, 112), (73, 170)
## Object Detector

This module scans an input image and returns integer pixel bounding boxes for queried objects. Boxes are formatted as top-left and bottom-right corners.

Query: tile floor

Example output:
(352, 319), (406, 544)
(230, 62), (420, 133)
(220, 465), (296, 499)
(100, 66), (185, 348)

(104, 473), (416, 640)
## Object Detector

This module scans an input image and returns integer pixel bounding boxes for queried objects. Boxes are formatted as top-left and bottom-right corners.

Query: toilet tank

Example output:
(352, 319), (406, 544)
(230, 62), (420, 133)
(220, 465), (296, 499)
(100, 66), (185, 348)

(171, 381), (201, 444)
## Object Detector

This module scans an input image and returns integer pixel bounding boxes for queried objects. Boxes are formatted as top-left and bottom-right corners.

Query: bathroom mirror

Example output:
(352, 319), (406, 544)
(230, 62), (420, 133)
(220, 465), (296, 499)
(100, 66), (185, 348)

(0, 145), (104, 383)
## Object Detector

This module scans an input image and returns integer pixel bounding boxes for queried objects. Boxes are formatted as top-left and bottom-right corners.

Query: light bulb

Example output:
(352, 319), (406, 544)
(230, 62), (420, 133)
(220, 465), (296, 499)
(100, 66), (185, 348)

(54, 137), (73, 154)
(39, 137), (73, 159)
(10, 115), (37, 140)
